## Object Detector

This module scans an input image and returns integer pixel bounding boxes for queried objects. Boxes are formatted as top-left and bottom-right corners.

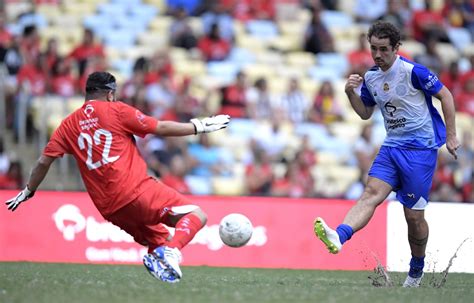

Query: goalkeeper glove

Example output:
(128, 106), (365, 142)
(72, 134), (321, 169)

(190, 115), (230, 134)
(5, 185), (35, 211)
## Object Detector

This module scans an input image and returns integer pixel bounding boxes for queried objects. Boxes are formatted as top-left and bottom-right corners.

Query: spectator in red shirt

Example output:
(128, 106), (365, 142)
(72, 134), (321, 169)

(245, 148), (273, 196)
(144, 50), (174, 86)
(440, 61), (463, 97)
(456, 76), (474, 115)
(348, 33), (373, 76)
(0, 10), (12, 50)
(160, 154), (191, 195)
(222, 0), (275, 21)
(174, 77), (207, 122)
(44, 37), (60, 70)
(17, 54), (47, 96)
(50, 57), (76, 97)
(68, 28), (105, 77)
(220, 71), (249, 118)
(19, 25), (40, 64)
(120, 57), (147, 107)
(411, 0), (450, 43)
(197, 23), (231, 62)
(0, 161), (23, 190)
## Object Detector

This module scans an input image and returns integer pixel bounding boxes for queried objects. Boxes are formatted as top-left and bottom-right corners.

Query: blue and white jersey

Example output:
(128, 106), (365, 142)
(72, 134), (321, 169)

(360, 56), (446, 149)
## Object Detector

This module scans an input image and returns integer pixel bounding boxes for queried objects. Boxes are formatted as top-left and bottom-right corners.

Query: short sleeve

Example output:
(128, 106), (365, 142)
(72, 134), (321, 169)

(411, 64), (443, 96)
(43, 126), (69, 158)
(360, 80), (376, 106)
(118, 102), (158, 137)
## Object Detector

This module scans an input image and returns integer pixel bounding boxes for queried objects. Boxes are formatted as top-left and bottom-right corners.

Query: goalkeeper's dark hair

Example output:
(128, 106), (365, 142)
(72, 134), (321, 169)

(85, 71), (117, 100)
(367, 21), (401, 49)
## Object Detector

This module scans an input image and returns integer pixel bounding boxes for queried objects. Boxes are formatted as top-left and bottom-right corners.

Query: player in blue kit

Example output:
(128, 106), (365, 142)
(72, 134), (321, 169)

(313, 21), (460, 287)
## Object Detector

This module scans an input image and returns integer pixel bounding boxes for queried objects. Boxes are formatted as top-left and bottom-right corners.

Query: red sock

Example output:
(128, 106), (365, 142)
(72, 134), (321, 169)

(168, 214), (203, 250)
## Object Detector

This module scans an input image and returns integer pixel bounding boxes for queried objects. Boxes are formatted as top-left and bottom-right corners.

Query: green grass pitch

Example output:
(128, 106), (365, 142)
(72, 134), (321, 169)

(1, 262), (473, 303)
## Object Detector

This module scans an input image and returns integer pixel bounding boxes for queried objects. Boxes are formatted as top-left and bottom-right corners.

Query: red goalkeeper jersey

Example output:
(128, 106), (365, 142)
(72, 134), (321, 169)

(44, 100), (158, 216)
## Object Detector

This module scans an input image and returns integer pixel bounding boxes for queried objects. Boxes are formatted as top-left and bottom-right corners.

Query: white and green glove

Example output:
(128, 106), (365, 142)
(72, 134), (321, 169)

(5, 186), (35, 211)
(190, 115), (230, 134)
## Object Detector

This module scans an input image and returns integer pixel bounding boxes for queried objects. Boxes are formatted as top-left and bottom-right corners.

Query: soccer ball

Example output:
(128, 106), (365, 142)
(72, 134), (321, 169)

(219, 213), (253, 248)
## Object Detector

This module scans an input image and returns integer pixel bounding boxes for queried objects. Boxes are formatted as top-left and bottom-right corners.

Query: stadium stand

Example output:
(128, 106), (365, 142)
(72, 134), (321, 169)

(0, 0), (472, 202)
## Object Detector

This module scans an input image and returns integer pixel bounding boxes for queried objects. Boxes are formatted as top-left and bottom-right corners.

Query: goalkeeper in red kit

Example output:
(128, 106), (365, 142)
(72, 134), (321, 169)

(5, 71), (230, 283)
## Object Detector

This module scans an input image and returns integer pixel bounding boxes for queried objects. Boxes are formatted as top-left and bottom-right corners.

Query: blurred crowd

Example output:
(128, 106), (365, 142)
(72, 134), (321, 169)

(0, 0), (473, 202)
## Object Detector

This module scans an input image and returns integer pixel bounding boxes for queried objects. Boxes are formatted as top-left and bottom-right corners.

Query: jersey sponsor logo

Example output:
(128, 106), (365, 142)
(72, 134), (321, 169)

(387, 117), (406, 130)
(135, 110), (146, 127)
(84, 104), (94, 117)
(424, 74), (439, 90)
(384, 101), (397, 117)
(79, 117), (99, 130)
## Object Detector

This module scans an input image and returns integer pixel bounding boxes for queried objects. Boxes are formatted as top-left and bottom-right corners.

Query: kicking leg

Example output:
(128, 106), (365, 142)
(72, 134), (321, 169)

(314, 177), (392, 253)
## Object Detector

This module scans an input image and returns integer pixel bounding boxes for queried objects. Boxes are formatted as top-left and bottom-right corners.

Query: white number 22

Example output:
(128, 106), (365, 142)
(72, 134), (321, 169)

(77, 129), (120, 170)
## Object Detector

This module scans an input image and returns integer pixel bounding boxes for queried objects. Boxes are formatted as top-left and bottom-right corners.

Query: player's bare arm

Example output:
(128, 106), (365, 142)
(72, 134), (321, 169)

(345, 74), (374, 120)
(5, 155), (56, 211)
(435, 86), (460, 159)
(154, 115), (231, 137)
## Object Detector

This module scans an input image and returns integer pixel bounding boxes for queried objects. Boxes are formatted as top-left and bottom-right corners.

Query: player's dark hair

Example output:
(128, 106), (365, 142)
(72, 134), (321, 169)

(85, 71), (116, 100)
(367, 21), (401, 49)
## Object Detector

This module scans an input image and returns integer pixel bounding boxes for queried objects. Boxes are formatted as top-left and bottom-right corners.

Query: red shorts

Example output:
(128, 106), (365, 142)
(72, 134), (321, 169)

(104, 178), (191, 249)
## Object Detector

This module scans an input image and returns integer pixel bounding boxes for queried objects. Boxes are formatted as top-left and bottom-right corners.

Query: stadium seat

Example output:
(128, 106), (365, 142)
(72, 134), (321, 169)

(207, 61), (241, 84)
(242, 63), (275, 82)
(254, 50), (284, 66)
(286, 52), (316, 67)
(268, 35), (301, 52)
(321, 10), (354, 29)
(436, 43), (460, 66)
(110, 58), (134, 78)
(102, 30), (137, 48)
(308, 65), (341, 82)
(316, 53), (349, 77)
(97, 3), (128, 16)
(185, 176), (213, 195)
(447, 27), (472, 51)
(400, 40), (425, 58)
(174, 60), (206, 78)
(130, 3), (159, 22)
(328, 122), (362, 144)
(148, 16), (173, 32)
(228, 47), (256, 67)
(275, 66), (306, 80)
(227, 118), (258, 140)
(246, 20), (279, 40)
(237, 33), (268, 52)
(462, 43), (474, 56)
(211, 176), (246, 196)
(137, 31), (168, 49)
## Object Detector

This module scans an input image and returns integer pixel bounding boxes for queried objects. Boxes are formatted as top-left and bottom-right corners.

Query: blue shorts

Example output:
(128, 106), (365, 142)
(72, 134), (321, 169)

(368, 146), (437, 209)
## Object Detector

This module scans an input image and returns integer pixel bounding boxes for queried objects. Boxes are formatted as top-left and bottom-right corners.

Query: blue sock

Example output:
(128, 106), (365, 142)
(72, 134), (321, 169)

(336, 224), (354, 245)
(408, 255), (425, 278)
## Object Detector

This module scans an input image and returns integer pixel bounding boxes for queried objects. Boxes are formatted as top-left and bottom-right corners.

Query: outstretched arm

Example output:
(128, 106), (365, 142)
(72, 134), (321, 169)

(435, 86), (460, 159)
(5, 155), (56, 211)
(154, 115), (230, 137)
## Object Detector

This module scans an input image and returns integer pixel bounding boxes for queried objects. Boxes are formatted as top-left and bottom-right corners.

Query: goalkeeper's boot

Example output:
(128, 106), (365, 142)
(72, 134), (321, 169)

(153, 246), (183, 282)
(314, 217), (342, 254)
(142, 253), (178, 283)
(403, 271), (424, 288)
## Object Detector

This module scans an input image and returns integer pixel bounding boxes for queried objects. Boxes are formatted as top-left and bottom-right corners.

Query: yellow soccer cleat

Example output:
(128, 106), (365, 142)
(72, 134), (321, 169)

(314, 217), (342, 254)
